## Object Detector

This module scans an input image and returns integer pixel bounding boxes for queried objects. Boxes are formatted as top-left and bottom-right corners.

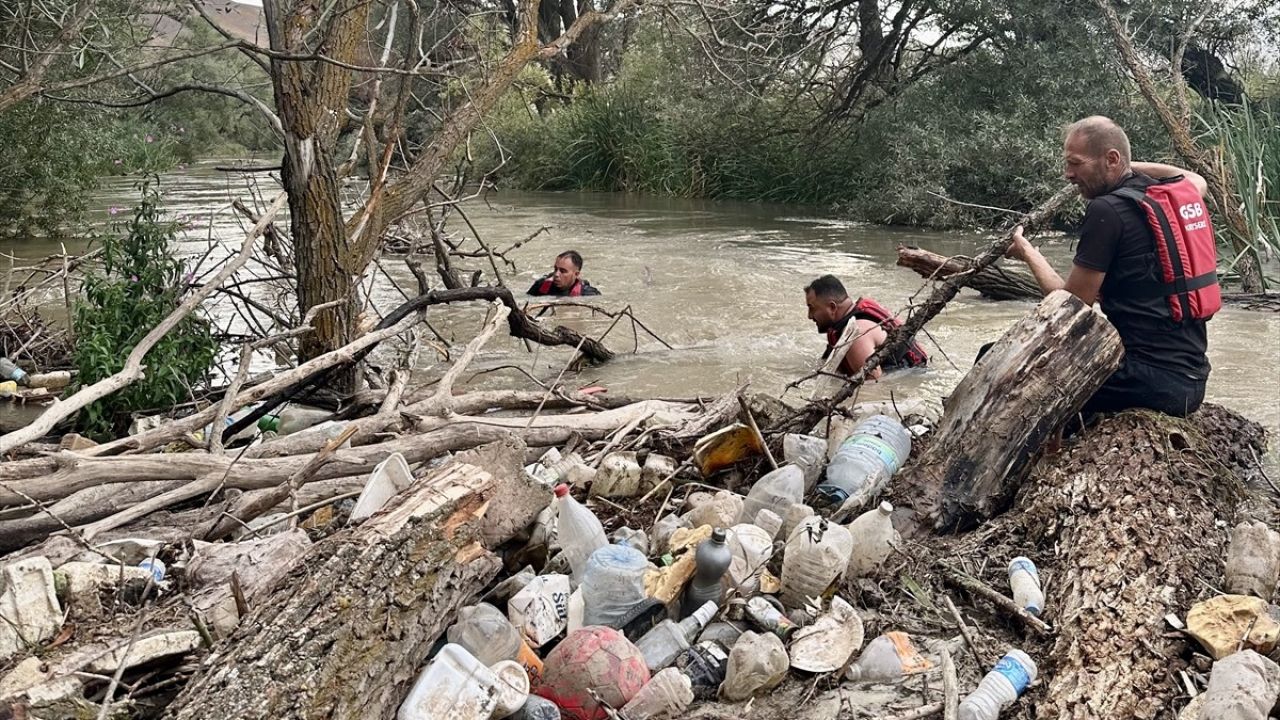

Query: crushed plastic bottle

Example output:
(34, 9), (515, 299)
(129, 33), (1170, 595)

(815, 415), (912, 508)
(846, 502), (900, 578)
(640, 453), (678, 492)
(780, 516), (853, 608)
(752, 509), (783, 540)
(720, 630), (789, 701)
(688, 490), (743, 530)
(397, 643), (501, 720)
(737, 465), (804, 525)
(447, 602), (545, 682)
(612, 526), (650, 555)
(725, 524), (774, 596)
(635, 600), (717, 672)
(781, 502), (815, 540)
(138, 558), (166, 583)
(580, 543), (650, 628)
(592, 452), (642, 498)
(699, 621), (744, 648)
(958, 649), (1037, 720)
(1007, 557), (1045, 616)
(553, 484), (608, 585)
(681, 529), (731, 618)
(783, 434), (828, 492)
(621, 667), (694, 720)
(650, 514), (691, 557)
(845, 631), (932, 681)
(1224, 520), (1280, 601)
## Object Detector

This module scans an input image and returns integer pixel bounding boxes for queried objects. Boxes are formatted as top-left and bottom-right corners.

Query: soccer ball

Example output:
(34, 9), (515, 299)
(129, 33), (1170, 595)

(536, 626), (650, 720)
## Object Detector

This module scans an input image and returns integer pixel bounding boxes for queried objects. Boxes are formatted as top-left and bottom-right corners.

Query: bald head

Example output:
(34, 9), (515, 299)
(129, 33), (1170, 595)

(1062, 116), (1132, 199)
(1064, 116), (1131, 163)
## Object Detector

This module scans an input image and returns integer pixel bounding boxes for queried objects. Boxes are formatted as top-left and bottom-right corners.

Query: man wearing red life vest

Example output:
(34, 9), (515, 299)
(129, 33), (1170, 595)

(527, 250), (601, 297)
(1006, 115), (1220, 417)
(804, 274), (928, 379)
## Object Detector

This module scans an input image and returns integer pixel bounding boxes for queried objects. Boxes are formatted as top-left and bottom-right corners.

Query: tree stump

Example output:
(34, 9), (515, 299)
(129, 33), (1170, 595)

(896, 245), (1042, 301)
(902, 290), (1124, 531)
(165, 440), (525, 720)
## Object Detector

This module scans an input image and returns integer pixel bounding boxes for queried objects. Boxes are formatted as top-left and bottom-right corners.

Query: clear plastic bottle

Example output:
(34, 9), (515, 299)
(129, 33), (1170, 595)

(845, 631), (932, 681)
(553, 484), (607, 585)
(721, 630), (789, 701)
(257, 404), (332, 435)
(634, 601), (717, 672)
(958, 649), (1037, 720)
(580, 543), (650, 628)
(737, 465), (805, 525)
(815, 415), (912, 507)
(725, 524), (774, 595)
(447, 602), (545, 682)
(846, 502), (900, 578)
(621, 667), (694, 720)
(1007, 557), (1044, 616)
(681, 529), (731, 618)
(780, 516), (853, 608)
(783, 434), (828, 492)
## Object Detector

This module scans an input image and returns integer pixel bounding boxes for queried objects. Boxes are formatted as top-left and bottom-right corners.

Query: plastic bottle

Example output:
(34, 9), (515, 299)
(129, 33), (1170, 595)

(650, 514), (690, 557)
(958, 649), (1037, 720)
(845, 631), (932, 681)
(612, 527), (650, 555)
(783, 434), (828, 492)
(780, 516), (853, 608)
(397, 643), (500, 720)
(138, 558), (166, 583)
(0, 358), (28, 385)
(737, 465), (805, 525)
(580, 543), (650, 628)
(510, 696), (561, 720)
(634, 601), (717, 673)
(753, 509), (783, 540)
(553, 484), (607, 585)
(1007, 557), (1045, 616)
(815, 415), (912, 507)
(846, 502), (900, 578)
(621, 667), (694, 720)
(725, 524), (774, 596)
(257, 404), (332, 436)
(1223, 520), (1280, 601)
(681, 529), (732, 618)
(721, 631), (789, 701)
(447, 603), (545, 682)
(744, 596), (797, 641)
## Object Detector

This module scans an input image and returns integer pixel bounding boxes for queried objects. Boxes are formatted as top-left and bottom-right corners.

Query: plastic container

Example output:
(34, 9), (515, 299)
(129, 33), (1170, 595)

(650, 514), (690, 557)
(737, 465), (805, 525)
(511, 696), (561, 720)
(620, 667), (694, 720)
(447, 603), (545, 682)
(846, 502), (900, 578)
(815, 415), (912, 507)
(958, 649), (1037, 720)
(721, 630), (789, 701)
(0, 358), (27, 385)
(687, 491), (743, 530)
(1224, 520), (1280, 600)
(1007, 557), (1045, 616)
(783, 434), (828, 492)
(580, 543), (650, 628)
(397, 643), (500, 720)
(780, 516), (853, 608)
(634, 601), (717, 673)
(753, 509), (783, 540)
(257, 404), (332, 435)
(781, 502), (815, 540)
(490, 660), (532, 719)
(725, 524), (774, 596)
(681, 529), (732, 618)
(845, 631), (932, 681)
(553, 484), (608, 585)
(640, 453), (678, 492)
(699, 621), (744, 648)
(350, 452), (414, 524)
(592, 452), (642, 498)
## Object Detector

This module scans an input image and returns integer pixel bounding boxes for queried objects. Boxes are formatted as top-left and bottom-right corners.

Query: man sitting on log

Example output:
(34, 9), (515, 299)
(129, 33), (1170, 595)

(527, 250), (601, 297)
(1006, 115), (1221, 417)
(804, 274), (928, 378)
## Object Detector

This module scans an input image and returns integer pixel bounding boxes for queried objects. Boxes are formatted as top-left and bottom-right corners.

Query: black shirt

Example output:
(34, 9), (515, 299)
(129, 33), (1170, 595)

(1073, 173), (1210, 378)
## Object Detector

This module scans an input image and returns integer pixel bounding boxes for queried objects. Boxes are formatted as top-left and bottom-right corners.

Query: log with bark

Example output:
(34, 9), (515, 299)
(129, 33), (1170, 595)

(896, 245), (1041, 301)
(895, 290), (1124, 531)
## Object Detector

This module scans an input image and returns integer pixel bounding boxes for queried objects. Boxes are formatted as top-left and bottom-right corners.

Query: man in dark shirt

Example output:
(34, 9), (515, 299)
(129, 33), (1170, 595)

(1006, 115), (1212, 417)
(527, 250), (601, 297)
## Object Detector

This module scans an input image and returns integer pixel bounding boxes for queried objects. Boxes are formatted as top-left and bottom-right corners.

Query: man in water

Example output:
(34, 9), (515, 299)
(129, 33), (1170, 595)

(804, 275), (928, 379)
(527, 250), (601, 297)
(1005, 116), (1219, 417)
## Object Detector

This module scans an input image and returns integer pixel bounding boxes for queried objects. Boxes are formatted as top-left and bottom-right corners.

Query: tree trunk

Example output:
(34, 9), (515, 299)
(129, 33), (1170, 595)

(897, 290), (1124, 532)
(896, 246), (1042, 301)
(165, 443), (521, 720)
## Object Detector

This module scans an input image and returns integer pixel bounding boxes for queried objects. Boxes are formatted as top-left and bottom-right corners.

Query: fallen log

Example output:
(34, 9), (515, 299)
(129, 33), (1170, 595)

(896, 245), (1041, 301)
(896, 290), (1124, 531)
(166, 440), (523, 720)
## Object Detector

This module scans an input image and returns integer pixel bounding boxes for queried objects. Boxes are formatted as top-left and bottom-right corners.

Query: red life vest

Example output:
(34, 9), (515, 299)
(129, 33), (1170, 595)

(823, 298), (929, 372)
(1111, 177), (1221, 323)
(537, 277), (583, 297)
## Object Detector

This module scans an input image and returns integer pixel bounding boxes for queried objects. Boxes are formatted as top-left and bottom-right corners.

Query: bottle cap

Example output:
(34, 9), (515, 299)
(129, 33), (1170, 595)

(554, 484), (569, 498)
(257, 415), (280, 432)
(710, 528), (727, 543)
(879, 501), (894, 514)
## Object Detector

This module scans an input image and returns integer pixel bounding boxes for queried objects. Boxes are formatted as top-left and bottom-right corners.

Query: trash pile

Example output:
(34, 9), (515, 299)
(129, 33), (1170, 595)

(0, 395), (1274, 720)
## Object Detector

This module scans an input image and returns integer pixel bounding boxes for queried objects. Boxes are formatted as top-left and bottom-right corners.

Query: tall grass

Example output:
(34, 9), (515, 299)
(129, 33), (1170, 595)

(1202, 100), (1280, 288)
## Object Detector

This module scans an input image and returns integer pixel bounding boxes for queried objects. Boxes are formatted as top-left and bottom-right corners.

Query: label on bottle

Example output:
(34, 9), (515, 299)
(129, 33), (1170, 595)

(846, 436), (901, 472)
(994, 654), (1031, 695)
(1008, 557), (1040, 582)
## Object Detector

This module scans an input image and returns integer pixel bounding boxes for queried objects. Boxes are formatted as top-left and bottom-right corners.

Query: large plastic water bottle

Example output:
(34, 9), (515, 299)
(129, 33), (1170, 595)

(815, 415), (912, 507)
(958, 649), (1038, 720)
(1007, 557), (1044, 616)
(634, 600), (717, 672)
(780, 516), (853, 608)
(447, 602), (545, 681)
(680, 528), (732, 618)
(580, 543), (650, 628)
(552, 484), (607, 585)
(846, 502), (900, 578)
(737, 465), (805, 525)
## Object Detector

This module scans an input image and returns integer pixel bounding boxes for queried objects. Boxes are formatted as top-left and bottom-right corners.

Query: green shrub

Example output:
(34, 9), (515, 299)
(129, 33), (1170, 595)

(72, 183), (219, 439)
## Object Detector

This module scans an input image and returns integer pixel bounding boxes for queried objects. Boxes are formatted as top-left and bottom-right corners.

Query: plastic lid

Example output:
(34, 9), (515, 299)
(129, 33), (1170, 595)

(879, 501), (894, 514)
(554, 484), (569, 497)
(710, 528), (727, 544)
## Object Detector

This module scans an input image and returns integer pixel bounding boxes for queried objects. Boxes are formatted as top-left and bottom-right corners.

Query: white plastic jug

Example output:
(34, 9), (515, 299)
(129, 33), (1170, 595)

(397, 644), (499, 720)
(724, 523), (774, 596)
(846, 501), (900, 578)
(780, 516), (853, 608)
